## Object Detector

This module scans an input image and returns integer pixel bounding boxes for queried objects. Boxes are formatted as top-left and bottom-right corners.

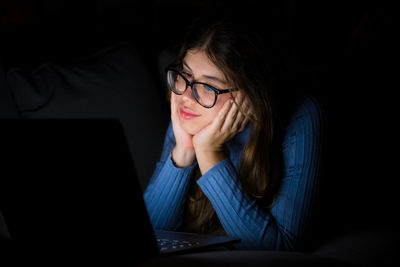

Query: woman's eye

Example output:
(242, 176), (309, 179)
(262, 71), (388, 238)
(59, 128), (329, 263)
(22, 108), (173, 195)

(182, 71), (192, 78)
(204, 85), (215, 93)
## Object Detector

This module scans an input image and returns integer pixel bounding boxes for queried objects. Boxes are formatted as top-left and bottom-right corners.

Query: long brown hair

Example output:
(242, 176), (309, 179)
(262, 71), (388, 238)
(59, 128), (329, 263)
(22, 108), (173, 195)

(171, 18), (282, 234)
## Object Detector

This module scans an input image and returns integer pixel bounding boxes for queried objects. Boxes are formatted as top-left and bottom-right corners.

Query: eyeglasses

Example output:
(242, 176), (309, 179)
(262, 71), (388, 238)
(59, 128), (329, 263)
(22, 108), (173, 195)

(166, 67), (238, 108)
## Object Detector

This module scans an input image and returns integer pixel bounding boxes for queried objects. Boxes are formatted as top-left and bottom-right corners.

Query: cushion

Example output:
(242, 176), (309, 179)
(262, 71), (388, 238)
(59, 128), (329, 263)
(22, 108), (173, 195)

(6, 42), (170, 189)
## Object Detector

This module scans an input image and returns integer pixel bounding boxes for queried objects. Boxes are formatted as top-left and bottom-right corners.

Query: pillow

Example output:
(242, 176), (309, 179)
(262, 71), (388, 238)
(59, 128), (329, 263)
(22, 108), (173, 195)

(6, 42), (170, 189)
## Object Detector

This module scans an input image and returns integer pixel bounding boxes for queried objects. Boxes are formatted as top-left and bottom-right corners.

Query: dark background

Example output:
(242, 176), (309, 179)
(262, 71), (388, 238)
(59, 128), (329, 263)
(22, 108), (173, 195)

(1, 0), (398, 243)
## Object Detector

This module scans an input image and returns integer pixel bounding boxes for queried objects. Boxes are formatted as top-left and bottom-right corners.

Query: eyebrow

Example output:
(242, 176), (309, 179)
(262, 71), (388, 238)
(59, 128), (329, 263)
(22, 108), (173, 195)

(183, 61), (228, 86)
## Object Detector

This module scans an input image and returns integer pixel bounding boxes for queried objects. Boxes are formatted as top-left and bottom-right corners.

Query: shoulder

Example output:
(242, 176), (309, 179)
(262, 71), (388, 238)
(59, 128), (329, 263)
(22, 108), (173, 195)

(280, 96), (325, 182)
(295, 96), (324, 120)
(281, 96), (325, 165)
(284, 96), (325, 135)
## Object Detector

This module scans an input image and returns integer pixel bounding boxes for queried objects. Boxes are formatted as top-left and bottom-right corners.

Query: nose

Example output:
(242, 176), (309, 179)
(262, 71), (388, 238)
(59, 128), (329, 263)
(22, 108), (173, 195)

(181, 86), (197, 104)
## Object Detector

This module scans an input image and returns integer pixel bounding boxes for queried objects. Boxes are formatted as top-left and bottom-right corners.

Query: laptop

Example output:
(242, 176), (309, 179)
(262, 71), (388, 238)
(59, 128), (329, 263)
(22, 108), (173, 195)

(0, 119), (239, 264)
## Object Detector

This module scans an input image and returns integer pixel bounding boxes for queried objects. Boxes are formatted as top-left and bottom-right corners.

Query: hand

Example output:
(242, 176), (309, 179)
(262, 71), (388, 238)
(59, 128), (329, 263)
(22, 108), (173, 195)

(193, 92), (250, 174)
(170, 94), (196, 168)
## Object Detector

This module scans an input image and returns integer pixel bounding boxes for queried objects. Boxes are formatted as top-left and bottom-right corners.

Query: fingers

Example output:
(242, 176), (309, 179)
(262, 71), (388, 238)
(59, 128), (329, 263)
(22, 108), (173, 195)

(231, 106), (244, 131)
(221, 93), (251, 134)
(238, 97), (250, 132)
(238, 113), (250, 132)
(234, 93), (252, 131)
(211, 98), (233, 129)
(221, 99), (239, 133)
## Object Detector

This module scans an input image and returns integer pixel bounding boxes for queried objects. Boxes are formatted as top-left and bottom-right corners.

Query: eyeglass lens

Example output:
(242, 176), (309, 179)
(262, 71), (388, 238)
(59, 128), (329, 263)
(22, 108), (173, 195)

(167, 70), (216, 108)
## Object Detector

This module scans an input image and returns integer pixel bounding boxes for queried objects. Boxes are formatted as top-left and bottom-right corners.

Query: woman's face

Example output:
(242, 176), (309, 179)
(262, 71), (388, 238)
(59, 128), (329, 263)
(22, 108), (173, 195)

(172, 49), (239, 135)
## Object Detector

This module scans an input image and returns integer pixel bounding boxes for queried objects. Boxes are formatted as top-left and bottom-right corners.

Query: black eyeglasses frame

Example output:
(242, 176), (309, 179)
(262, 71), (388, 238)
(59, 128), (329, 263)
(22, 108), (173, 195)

(165, 66), (238, 108)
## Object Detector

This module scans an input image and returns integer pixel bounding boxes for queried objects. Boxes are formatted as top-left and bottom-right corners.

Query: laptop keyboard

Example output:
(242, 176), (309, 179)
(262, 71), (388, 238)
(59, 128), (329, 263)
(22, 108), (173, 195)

(157, 237), (200, 252)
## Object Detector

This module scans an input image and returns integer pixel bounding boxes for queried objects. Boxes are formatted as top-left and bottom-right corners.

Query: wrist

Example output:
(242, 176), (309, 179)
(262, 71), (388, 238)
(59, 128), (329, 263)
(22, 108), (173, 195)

(195, 149), (226, 175)
(172, 145), (195, 168)
(193, 144), (225, 161)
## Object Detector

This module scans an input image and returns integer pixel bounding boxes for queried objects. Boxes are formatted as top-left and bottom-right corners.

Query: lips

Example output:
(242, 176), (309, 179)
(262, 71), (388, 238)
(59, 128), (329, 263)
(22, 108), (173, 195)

(179, 106), (200, 120)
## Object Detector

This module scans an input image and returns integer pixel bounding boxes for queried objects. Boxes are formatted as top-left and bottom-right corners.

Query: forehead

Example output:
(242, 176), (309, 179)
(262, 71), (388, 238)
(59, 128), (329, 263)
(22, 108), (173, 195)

(183, 50), (226, 80)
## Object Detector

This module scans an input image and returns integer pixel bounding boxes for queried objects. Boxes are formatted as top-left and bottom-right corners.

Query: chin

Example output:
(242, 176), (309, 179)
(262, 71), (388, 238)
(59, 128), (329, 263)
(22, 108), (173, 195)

(181, 120), (202, 136)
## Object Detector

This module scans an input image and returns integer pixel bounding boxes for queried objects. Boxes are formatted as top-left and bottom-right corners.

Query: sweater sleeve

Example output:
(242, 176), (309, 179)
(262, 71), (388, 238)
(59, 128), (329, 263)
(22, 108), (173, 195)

(143, 122), (197, 230)
(197, 97), (325, 251)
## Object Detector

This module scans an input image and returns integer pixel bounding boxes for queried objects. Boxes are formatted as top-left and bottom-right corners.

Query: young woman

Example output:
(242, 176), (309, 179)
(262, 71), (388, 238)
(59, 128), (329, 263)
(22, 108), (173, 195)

(144, 18), (324, 251)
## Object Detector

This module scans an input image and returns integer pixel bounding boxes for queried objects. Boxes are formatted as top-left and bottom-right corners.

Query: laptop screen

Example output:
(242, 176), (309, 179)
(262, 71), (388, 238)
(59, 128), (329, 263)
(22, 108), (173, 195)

(0, 119), (158, 263)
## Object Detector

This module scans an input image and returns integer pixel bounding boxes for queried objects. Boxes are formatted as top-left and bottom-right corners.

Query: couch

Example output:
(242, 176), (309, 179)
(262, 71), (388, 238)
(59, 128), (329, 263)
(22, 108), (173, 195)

(1, 41), (398, 266)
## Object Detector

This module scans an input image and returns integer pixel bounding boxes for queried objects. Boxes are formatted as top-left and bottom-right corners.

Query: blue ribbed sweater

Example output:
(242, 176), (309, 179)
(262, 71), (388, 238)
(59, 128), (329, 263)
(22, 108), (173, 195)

(144, 96), (324, 250)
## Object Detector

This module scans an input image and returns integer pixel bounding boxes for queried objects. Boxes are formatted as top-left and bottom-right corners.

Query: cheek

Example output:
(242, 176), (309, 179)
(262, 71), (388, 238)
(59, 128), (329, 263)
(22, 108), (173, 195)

(212, 94), (232, 114)
(202, 109), (220, 125)
(182, 112), (215, 135)
(179, 95), (232, 135)
(199, 96), (230, 124)
(180, 108), (220, 135)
